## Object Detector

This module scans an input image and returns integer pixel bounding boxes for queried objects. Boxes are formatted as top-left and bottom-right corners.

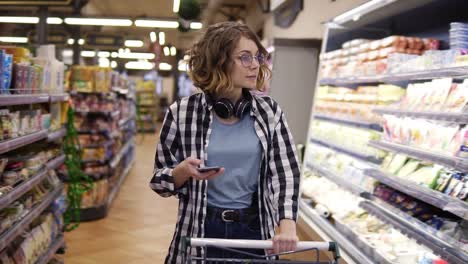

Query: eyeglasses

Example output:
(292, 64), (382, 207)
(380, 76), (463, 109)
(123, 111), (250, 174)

(236, 54), (265, 67)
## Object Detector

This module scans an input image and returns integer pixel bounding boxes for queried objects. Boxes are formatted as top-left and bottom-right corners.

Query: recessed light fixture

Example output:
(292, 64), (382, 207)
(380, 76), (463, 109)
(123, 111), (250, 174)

(134, 19), (179, 28)
(125, 40), (144, 48)
(0, 36), (28, 43)
(65, 17), (132, 26)
(159, 32), (165, 45)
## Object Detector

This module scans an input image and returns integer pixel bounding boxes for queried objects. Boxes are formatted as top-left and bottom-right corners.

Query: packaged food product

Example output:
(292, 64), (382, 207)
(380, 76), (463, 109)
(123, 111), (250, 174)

(386, 154), (409, 175)
(396, 160), (421, 178)
(445, 80), (468, 112)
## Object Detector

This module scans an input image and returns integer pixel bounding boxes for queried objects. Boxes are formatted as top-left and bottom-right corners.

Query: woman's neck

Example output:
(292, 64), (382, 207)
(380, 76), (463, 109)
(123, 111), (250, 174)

(222, 87), (243, 104)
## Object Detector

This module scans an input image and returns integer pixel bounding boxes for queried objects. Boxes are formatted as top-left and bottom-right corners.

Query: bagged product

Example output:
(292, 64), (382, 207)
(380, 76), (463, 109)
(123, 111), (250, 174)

(445, 80), (468, 112)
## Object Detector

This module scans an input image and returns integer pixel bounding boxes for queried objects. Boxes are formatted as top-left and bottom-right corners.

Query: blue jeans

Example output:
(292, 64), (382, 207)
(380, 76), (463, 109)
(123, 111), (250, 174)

(203, 209), (265, 260)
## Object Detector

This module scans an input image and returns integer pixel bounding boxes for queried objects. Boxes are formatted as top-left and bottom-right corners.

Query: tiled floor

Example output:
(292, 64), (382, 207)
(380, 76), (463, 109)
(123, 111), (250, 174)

(65, 133), (178, 264)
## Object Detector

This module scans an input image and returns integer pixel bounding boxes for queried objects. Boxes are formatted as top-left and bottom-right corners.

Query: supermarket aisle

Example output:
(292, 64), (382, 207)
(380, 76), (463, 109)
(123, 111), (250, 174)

(65, 132), (178, 264)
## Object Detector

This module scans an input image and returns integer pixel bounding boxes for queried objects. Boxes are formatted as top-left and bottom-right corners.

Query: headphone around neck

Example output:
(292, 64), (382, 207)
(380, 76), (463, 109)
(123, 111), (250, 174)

(213, 96), (251, 119)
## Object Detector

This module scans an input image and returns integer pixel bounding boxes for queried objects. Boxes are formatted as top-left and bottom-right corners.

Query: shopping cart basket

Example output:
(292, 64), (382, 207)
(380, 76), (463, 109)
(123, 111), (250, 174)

(182, 237), (340, 264)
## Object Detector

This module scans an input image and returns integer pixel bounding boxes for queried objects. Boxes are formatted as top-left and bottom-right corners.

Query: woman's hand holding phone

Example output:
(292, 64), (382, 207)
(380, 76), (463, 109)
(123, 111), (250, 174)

(173, 157), (224, 187)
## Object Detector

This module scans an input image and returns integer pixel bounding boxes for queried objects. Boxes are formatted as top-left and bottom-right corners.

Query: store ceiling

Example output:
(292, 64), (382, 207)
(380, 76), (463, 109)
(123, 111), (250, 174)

(0, 0), (251, 52)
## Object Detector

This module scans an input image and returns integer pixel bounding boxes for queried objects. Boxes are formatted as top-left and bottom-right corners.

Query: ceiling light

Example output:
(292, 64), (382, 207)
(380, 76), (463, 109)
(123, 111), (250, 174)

(65, 17), (132, 26)
(125, 40), (144, 47)
(111, 52), (118, 58)
(173, 0), (181, 13)
(183, 55), (190, 60)
(0, 36), (28, 43)
(118, 52), (155, 60)
(159, 32), (165, 45)
(0, 16), (39, 24)
(67, 38), (74, 45)
(134, 19), (179, 28)
(159, 62), (172, 71)
(124, 48), (130, 53)
(78, 38), (85, 45)
(163, 46), (170, 56)
(190, 22), (203, 29)
(81, 51), (96, 57)
(150, 32), (157, 43)
(170, 47), (177, 56)
(118, 48), (124, 54)
(98, 51), (110, 58)
(99, 57), (110, 67)
(47, 17), (63, 24)
(111, 61), (118, 68)
(62, 49), (73, 57)
(125, 61), (154, 70)
(333, 0), (397, 24)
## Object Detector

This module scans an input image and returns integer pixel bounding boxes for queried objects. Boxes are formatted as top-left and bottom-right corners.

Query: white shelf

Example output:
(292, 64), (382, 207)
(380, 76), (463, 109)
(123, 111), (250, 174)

(310, 137), (382, 164)
(369, 140), (468, 172)
(373, 108), (468, 123)
(0, 130), (48, 155)
(314, 114), (383, 131)
(299, 200), (374, 264)
(0, 184), (63, 252)
(365, 168), (468, 220)
(360, 200), (468, 264)
(305, 162), (371, 198)
(320, 65), (468, 86)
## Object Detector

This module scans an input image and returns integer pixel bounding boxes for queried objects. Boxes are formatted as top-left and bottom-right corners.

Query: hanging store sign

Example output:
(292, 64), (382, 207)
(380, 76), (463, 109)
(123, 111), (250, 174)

(274, 0), (303, 28)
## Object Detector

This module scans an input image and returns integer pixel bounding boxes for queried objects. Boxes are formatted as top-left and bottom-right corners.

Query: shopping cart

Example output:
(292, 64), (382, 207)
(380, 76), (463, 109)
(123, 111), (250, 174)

(182, 237), (340, 263)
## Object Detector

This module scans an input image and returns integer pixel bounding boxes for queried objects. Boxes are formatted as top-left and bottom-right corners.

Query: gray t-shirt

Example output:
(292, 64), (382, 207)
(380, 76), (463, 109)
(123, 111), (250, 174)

(206, 114), (262, 209)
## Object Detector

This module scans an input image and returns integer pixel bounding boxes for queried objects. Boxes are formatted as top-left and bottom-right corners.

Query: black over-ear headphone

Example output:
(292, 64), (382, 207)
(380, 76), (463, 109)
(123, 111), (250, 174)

(213, 97), (251, 119)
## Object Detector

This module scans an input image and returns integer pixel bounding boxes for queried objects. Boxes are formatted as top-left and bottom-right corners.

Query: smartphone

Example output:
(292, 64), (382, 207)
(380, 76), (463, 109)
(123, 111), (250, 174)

(197, 166), (221, 173)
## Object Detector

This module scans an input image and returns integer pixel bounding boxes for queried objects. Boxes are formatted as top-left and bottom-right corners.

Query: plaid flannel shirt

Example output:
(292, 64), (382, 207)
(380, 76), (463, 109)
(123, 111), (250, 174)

(150, 90), (300, 263)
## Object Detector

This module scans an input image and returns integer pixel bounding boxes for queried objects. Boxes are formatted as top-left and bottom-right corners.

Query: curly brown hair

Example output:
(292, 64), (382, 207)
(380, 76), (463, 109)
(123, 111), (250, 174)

(187, 21), (271, 95)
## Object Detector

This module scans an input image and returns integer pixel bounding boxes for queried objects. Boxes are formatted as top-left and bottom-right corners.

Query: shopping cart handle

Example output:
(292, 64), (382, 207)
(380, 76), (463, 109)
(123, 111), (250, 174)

(187, 238), (334, 251)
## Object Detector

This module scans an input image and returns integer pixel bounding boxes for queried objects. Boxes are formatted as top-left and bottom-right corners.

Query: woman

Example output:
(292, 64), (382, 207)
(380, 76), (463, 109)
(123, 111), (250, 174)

(150, 21), (300, 263)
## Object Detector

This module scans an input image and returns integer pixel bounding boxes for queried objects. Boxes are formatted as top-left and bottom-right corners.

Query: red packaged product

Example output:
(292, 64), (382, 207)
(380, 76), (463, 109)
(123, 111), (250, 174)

(423, 38), (440, 50)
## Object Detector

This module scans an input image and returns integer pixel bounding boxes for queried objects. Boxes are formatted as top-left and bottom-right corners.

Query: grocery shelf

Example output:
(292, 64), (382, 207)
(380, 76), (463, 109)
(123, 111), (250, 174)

(0, 94), (49, 106)
(118, 114), (136, 129)
(0, 168), (48, 210)
(310, 137), (382, 164)
(49, 93), (70, 103)
(299, 200), (374, 264)
(360, 200), (468, 264)
(46, 154), (66, 171)
(35, 235), (65, 264)
(369, 140), (468, 171)
(75, 110), (120, 119)
(305, 162), (372, 198)
(0, 154), (65, 210)
(0, 129), (49, 155)
(77, 129), (119, 138)
(319, 65), (468, 86)
(47, 127), (67, 142)
(373, 108), (468, 123)
(320, 76), (381, 86)
(0, 184), (63, 252)
(77, 159), (134, 221)
(364, 168), (468, 220)
(110, 138), (134, 169)
(314, 114), (383, 132)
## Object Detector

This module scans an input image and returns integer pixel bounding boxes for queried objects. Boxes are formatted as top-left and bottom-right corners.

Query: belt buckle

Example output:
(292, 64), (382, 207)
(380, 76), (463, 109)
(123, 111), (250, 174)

(221, 210), (235, 222)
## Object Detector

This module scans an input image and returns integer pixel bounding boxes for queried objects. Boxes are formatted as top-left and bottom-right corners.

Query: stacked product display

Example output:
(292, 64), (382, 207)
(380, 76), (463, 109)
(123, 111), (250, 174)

(65, 66), (136, 221)
(136, 80), (159, 132)
(301, 3), (468, 264)
(0, 44), (68, 264)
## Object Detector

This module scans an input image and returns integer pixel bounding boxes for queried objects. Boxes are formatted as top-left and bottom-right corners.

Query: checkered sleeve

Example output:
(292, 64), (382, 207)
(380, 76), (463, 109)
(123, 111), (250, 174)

(149, 102), (187, 198)
(268, 107), (300, 223)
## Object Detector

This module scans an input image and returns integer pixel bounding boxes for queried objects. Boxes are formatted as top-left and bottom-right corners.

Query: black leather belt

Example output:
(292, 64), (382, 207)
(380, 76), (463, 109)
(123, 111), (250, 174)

(206, 206), (258, 223)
